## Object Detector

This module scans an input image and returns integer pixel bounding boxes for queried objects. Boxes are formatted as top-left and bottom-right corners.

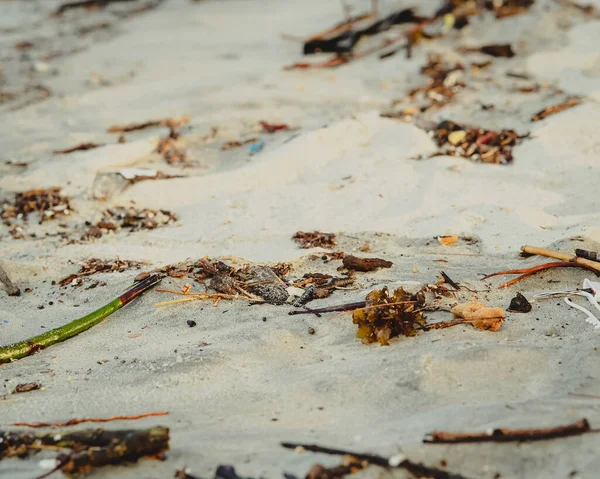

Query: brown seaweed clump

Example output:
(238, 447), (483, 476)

(352, 287), (426, 345)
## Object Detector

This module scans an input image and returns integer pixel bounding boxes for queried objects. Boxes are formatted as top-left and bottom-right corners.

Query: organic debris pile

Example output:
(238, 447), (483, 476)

(59, 258), (145, 287)
(430, 120), (526, 164)
(82, 206), (178, 240)
(156, 258), (292, 305)
(353, 287), (427, 345)
(406, 54), (465, 111)
(1, 187), (72, 224)
(293, 231), (337, 249)
(0, 427), (169, 474)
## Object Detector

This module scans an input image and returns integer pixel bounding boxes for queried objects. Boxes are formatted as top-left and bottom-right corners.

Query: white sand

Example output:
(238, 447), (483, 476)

(1, 1), (600, 478)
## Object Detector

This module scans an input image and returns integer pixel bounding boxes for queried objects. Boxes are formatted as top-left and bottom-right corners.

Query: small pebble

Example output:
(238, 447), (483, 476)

(187, 320), (197, 328)
(308, 327), (315, 335)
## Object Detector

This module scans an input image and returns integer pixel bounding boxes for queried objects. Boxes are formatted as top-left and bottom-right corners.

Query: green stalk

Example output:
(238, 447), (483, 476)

(0, 274), (161, 364)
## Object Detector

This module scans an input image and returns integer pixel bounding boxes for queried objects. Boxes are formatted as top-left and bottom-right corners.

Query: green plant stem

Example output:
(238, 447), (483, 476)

(0, 274), (160, 364)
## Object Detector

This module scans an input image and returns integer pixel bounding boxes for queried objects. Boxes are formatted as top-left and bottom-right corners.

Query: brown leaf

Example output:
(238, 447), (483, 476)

(13, 382), (42, 394)
(343, 255), (393, 272)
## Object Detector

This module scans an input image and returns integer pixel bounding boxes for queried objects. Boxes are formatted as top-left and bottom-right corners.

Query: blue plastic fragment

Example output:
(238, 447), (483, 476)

(249, 139), (265, 154)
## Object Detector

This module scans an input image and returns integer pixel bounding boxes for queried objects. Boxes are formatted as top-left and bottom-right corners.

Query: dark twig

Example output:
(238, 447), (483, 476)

(12, 411), (168, 428)
(56, 0), (139, 15)
(281, 442), (472, 479)
(440, 271), (460, 290)
(424, 419), (592, 443)
(576, 249), (600, 262)
(288, 301), (366, 316)
(0, 263), (20, 296)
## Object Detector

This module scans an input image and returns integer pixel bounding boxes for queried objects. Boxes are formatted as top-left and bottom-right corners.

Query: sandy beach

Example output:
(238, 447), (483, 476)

(1, 0), (600, 478)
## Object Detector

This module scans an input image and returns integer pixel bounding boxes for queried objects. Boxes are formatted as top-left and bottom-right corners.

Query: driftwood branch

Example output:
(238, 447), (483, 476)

(281, 442), (472, 479)
(521, 245), (600, 273)
(0, 274), (161, 363)
(424, 419), (592, 443)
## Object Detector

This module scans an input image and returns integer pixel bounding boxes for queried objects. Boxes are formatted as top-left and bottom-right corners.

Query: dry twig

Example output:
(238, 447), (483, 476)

(424, 419), (592, 443)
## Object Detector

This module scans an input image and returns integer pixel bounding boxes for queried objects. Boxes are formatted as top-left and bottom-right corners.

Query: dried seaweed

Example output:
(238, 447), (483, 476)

(52, 142), (104, 155)
(221, 138), (258, 150)
(1, 187), (73, 224)
(302, 8), (425, 56)
(352, 287), (426, 345)
(259, 121), (290, 133)
(81, 206), (177, 240)
(342, 255), (392, 272)
(12, 382), (41, 394)
(458, 43), (515, 58)
(59, 258), (144, 287)
(430, 120), (526, 164)
(107, 116), (189, 133)
(293, 231), (336, 249)
(531, 97), (581, 121)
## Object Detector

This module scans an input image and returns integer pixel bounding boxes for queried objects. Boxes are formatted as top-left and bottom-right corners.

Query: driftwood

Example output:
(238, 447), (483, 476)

(424, 419), (592, 443)
(281, 442), (472, 479)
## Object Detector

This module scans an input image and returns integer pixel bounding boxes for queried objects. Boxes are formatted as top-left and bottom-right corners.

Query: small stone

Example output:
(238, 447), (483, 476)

(308, 327), (315, 335)
(187, 320), (197, 328)
(448, 130), (467, 145)
(508, 292), (532, 313)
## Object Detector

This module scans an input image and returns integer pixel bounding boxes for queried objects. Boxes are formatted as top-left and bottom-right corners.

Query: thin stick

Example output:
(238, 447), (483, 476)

(11, 411), (168, 428)
(0, 262), (20, 296)
(0, 275), (161, 364)
(56, 0), (138, 15)
(289, 300), (366, 315)
(569, 392), (600, 399)
(440, 271), (460, 290)
(281, 442), (472, 479)
(154, 292), (262, 307)
(424, 419), (591, 443)
(522, 245), (600, 273)
(288, 300), (418, 316)
(481, 261), (595, 289)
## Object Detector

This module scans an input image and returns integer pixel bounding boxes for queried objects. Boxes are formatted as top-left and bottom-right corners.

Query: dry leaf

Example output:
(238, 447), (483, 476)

(438, 235), (459, 246)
